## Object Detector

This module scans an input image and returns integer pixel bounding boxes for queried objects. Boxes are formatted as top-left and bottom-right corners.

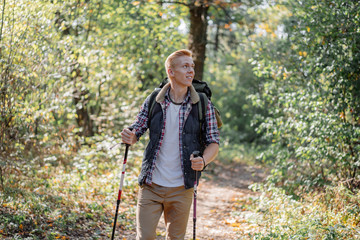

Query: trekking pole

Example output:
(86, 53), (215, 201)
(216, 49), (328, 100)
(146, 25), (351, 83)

(111, 142), (130, 240)
(192, 150), (201, 240)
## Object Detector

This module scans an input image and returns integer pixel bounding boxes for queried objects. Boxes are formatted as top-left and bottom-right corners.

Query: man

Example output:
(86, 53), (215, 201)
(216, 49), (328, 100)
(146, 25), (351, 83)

(121, 49), (220, 240)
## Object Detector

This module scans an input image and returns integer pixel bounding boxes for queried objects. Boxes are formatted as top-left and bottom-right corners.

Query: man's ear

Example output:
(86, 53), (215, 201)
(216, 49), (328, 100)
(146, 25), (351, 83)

(168, 68), (174, 77)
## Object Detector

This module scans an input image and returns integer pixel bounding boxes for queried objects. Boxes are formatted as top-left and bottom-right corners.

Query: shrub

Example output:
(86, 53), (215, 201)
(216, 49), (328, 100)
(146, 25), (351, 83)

(249, 0), (360, 191)
(248, 183), (360, 239)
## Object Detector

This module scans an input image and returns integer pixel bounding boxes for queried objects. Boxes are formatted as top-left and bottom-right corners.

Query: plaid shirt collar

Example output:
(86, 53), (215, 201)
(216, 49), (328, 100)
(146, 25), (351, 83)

(164, 87), (191, 105)
(155, 82), (200, 105)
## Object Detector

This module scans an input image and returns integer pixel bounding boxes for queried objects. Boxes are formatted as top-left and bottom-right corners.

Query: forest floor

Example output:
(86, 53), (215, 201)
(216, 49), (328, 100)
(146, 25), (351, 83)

(121, 161), (266, 240)
(2, 152), (359, 239)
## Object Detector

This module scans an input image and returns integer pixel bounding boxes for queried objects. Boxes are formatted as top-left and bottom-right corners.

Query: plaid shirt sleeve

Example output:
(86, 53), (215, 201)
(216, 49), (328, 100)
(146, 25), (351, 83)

(129, 95), (150, 140)
(205, 100), (220, 145)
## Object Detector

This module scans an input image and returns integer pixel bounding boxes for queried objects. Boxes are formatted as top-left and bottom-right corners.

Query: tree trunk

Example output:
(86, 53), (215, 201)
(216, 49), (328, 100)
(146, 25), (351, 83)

(188, 2), (209, 81)
(73, 86), (94, 137)
(55, 5), (96, 138)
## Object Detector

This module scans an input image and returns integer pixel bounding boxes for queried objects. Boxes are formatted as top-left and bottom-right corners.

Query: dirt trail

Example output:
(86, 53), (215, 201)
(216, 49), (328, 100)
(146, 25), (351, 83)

(166, 162), (265, 240)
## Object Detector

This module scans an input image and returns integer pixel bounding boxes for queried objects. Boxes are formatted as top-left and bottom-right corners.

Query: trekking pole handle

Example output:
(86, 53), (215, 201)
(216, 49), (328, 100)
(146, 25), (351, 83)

(110, 127), (134, 149)
(123, 127), (134, 147)
(192, 151), (201, 158)
(192, 150), (201, 180)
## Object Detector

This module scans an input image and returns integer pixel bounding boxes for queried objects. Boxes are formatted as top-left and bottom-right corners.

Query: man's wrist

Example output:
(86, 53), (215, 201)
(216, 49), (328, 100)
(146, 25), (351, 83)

(202, 156), (207, 170)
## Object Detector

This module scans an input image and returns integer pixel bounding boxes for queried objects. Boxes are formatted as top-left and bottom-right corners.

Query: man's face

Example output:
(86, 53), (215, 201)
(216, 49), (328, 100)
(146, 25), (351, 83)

(169, 56), (195, 88)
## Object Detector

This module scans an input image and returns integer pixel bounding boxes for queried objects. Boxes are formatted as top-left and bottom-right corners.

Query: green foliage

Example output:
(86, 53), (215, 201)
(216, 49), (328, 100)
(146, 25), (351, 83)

(206, 47), (263, 143)
(249, 0), (360, 191)
(219, 142), (264, 166)
(0, 0), (62, 184)
(247, 183), (360, 239)
(204, 2), (269, 144)
(0, 0), (186, 186)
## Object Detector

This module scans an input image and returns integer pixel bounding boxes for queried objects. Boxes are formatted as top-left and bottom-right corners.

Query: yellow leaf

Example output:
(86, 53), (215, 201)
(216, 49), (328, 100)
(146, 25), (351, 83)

(307, 27), (310, 32)
(132, 1), (140, 5)
(340, 112), (345, 119)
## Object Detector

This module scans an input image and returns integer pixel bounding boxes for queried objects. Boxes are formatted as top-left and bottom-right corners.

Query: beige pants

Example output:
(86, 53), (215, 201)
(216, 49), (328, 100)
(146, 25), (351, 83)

(136, 183), (193, 240)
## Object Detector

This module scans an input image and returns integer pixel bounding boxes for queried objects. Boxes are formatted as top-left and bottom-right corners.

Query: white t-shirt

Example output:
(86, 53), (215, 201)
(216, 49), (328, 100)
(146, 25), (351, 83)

(152, 102), (183, 187)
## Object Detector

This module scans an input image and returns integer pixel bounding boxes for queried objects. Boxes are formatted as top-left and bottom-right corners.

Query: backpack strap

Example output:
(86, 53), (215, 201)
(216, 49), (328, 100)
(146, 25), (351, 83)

(148, 89), (161, 125)
(198, 92), (208, 134)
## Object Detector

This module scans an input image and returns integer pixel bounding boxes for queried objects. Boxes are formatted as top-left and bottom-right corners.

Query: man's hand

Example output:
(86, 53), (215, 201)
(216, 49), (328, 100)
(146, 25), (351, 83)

(121, 128), (137, 145)
(190, 154), (205, 171)
(190, 143), (219, 171)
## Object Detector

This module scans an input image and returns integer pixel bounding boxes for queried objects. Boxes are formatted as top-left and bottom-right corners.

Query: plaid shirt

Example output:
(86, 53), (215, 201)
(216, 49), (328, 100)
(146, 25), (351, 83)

(130, 87), (220, 185)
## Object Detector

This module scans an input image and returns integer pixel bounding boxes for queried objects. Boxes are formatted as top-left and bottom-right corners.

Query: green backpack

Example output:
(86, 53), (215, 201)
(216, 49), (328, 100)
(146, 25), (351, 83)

(147, 78), (222, 129)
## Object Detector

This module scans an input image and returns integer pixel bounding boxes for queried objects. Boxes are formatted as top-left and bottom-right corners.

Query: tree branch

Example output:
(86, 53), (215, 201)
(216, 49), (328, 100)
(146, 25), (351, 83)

(0, 0), (5, 43)
(156, 0), (190, 7)
(209, 1), (233, 20)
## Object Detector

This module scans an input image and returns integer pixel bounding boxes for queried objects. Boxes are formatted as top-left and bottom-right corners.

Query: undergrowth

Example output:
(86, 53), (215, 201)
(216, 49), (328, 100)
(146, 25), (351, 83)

(241, 183), (360, 239)
(0, 144), (142, 239)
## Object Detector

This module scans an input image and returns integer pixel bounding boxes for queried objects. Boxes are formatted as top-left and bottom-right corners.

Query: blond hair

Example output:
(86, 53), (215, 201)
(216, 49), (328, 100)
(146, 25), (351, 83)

(165, 49), (193, 74)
